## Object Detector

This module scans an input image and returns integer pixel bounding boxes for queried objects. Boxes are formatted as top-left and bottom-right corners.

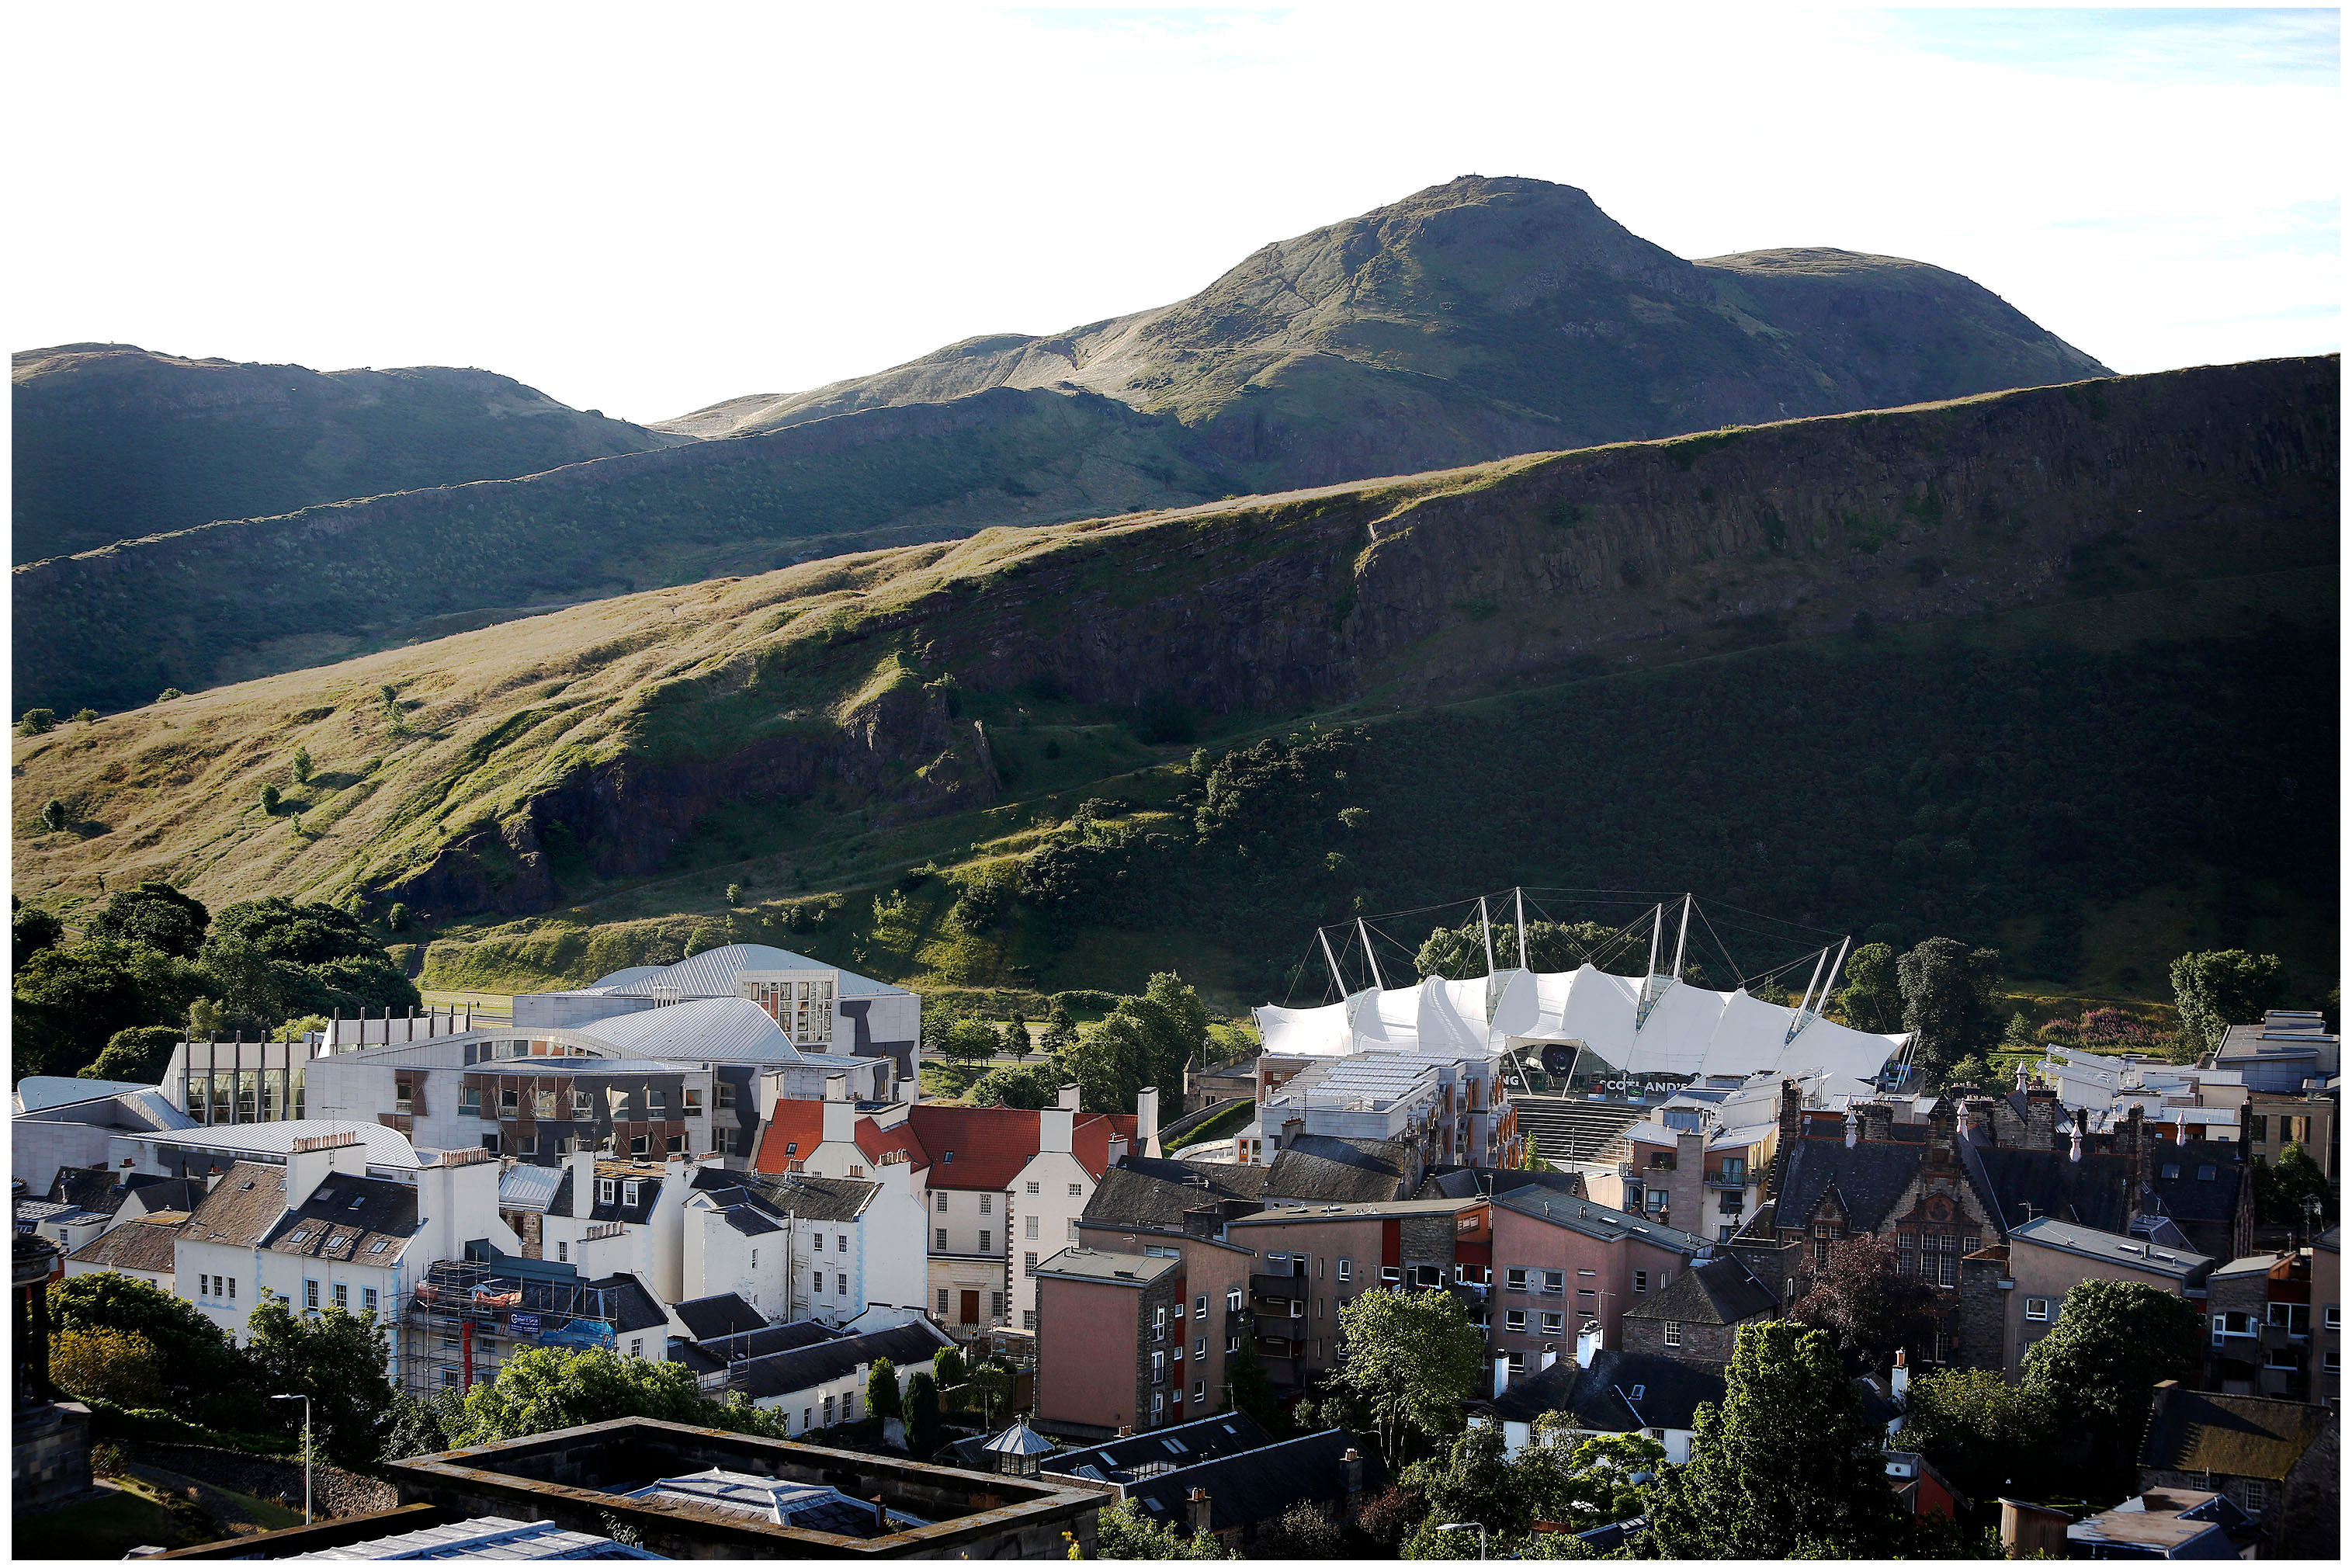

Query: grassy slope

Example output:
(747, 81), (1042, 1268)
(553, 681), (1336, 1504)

(14, 363), (2336, 1015)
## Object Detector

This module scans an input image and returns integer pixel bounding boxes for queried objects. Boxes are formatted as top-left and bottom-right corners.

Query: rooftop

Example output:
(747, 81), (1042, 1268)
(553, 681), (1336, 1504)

(1031, 1247), (1181, 1285)
(65, 1211), (190, 1274)
(1040, 1411), (1272, 1484)
(119, 1119), (425, 1171)
(574, 944), (911, 1001)
(1490, 1187), (1708, 1254)
(612, 1467), (928, 1538)
(2008, 1216), (2212, 1280)
(286, 1513), (667, 1559)
(2140, 1386), (2333, 1482)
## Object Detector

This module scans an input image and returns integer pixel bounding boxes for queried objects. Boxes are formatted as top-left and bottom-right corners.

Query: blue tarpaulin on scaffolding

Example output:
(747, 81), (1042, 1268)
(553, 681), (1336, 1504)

(537, 1318), (615, 1349)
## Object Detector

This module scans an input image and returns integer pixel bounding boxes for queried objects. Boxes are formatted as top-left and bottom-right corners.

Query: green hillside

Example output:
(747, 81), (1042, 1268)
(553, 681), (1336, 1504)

(12, 358), (2336, 1013)
(11, 343), (694, 564)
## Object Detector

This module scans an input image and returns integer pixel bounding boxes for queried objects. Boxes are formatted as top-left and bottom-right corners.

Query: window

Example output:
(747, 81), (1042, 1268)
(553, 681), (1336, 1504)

(394, 1081), (414, 1114)
(442, 1368), (460, 1388)
(2251, 1115), (2269, 1143)
(521, 1134), (539, 1156)
(2267, 1303), (2312, 1337)
(1663, 1321), (1682, 1348)
(1507, 1351), (1525, 1373)
(557, 1241), (568, 1263)
(1633, 1269), (1648, 1294)
(980, 1193), (993, 1214)
(630, 1136), (649, 1156)
(647, 1091), (667, 1115)
(813, 1270), (824, 1293)
(304, 1280), (319, 1310)
(2240, 1479), (2268, 1513)
(823, 1394), (835, 1426)
(1540, 1312), (1564, 1337)
(1541, 1271), (1564, 1294)
(623, 1181), (640, 1206)
(812, 1232), (824, 1252)
(2214, 1311), (2258, 1343)
(1337, 1258), (1353, 1282)
(716, 1082), (737, 1111)
(1195, 1336), (1208, 1358)
(481, 1133), (501, 1153)
(630, 1339), (643, 1358)
(1025, 1311), (1039, 1330)
(936, 1192), (949, 1212)
(978, 1230), (990, 1251)
(938, 1289), (950, 1315)
(1155, 1306), (1167, 1337)
(1024, 1251), (1038, 1275)
(363, 1287), (377, 1314)
(1195, 1378), (1206, 1400)
(2325, 1351), (2341, 1375)
(574, 1088), (594, 1117)
(1025, 1216), (1039, 1240)
(1505, 1310), (1528, 1333)
(1720, 1224), (1739, 1243)
(460, 1084), (481, 1116)
(2327, 1306), (2342, 1332)
(333, 1283), (349, 1309)
(1069, 1183), (1081, 1197)
(2161, 1163), (2180, 1180)
(1195, 1294), (1209, 1316)
(667, 1134), (683, 1155)
(1381, 1266), (1402, 1285)
(501, 1088), (519, 1118)
(1227, 1289), (1244, 1313)
(936, 1229), (948, 1250)
(1152, 1351), (1166, 1383)
(2024, 1297), (2051, 1322)
(1506, 1268), (1529, 1292)
(837, 1272), (848, 1296)
(535, 1090), (557, 1119)
(1647, 1189), (1669, 1212)
(2263, 1348), (2302, 1371)
(1897, 1232), (1917, 1273)
(683, 1088), (702, 1117)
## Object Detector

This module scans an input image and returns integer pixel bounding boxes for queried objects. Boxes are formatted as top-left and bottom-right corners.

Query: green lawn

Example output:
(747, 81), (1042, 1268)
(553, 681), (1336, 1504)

(1164, 1098), (1253, 1153)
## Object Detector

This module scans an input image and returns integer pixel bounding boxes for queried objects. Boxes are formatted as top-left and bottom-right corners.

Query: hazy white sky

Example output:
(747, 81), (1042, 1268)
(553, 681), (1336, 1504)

(6, 3), (2337, 422)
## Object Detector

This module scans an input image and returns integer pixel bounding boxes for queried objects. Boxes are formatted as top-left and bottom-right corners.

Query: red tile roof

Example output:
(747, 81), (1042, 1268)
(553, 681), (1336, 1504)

(855, 1118), (931, 1173)
(905, 1105), (1044, 1191)
(755, 1100), (825, 1175)
(1072, 1112), (1141, 1180)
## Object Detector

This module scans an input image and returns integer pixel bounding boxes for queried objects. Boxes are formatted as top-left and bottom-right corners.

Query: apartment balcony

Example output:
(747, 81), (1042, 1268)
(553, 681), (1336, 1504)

(1251, 1271), (1309, 1303)
(1253, 1314), (1309, 1343)
(1706, 1171), (1759, 1190)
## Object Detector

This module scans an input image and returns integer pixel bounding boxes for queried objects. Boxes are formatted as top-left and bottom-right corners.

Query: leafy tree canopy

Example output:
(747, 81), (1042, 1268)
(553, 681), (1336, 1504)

(2254, 1142), (2334, 1229)
(86, 880), (211, 959)
(1334, 1287), (1486, 1466)
(1897, 937), (2003, 1076)
(1094, 1497), (1238, 1559)
(2021, 1278), (2201, 1491)
(1792, 1233), (1940, 1376)
(14, 940), (205, 1081)
(81, 1024), (185, 1083)
(1837, 942), (1906, 1032)
(1899, 1368), (2052, 1504)
(244, 1294), (398, 1467)
(14, 898), (65, 967)
(1645, 1320), (1910, 1560)
(2169, 949), (2287, 1056)
(1415, 918), (1627, 981)
(52, 1325), (169, 1410)
(47, 1271), (253, 1428)
(867, 1357), (904, 1420)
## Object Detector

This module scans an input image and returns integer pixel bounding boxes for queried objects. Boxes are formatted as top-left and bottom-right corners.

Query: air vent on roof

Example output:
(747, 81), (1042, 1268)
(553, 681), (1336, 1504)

(241, 1180), (255, 1190)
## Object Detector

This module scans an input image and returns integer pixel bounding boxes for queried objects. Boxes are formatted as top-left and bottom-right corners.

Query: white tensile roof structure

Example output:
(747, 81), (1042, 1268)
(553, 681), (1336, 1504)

(1255, 966), (1907, 1085)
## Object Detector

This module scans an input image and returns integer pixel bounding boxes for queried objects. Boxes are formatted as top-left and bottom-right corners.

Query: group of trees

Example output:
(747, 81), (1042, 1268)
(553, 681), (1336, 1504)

(960, 973), (1209, 1115)
(12, 883), (419, 1081)
(47, 1272), (394, 1465)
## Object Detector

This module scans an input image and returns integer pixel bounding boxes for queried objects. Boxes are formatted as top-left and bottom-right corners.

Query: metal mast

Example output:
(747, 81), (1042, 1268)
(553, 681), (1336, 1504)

(1318, 928), (1347, 997)
(1514, 888), (1528, 970)
(1479, 897), (1497, 977)
(1356, 918), (1387, 992)
(1670, 894), (1692, 981)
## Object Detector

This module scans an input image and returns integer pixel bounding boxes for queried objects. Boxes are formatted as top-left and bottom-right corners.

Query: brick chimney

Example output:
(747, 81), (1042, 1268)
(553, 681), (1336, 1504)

(2124, 1105), (2149, 1224)
(1341, 1448), (1365, 1500)
(1926, 1096), (1958, 1164)
(1859, 1101), (1896, 1143)
(1187, 1488), (1214, 1537)
(2024, 1088), (2059, 1153)
(1768, 1077), (1804, 1198)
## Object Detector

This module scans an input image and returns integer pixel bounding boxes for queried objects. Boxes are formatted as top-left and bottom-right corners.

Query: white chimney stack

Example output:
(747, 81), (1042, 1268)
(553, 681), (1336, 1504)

(1844, 1107), (1859, 1150)
(1492, 1351), (1511, 1398)
(823, 1074), (855, 1147)
(1137, 1088), (1162, 1159)
(1891, 1348), (1910, 1402)
(1540, 1347), (1558, 1372)
(1058, 1084), (1081, 1112)
(1577, 1321), (1604, 1369)
(285, 1132), (366, 1210)
(569, 1147), (599, 1219)
(2069, 1123), (2084, 1163)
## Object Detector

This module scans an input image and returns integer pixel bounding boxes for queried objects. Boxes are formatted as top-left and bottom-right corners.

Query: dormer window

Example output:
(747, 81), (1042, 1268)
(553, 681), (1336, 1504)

(598, 1178), (617, 1205)
(623, 1181), (641, 1206)
(370, 1240), (389, 1254)
(2162, 1164), (2181, 1180)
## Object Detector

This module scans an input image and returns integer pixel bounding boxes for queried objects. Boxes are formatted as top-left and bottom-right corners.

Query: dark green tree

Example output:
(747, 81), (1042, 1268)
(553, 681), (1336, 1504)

(999, 1018), (1029, 1056)
(17, 706), (58, 736)
(1222, 1334), (1284, 1431)
(931, 1344), (966, 1393)
(1836, 942), (1904, 1033)
(1414, 918), (1620, 980)
(2021, 1278), (2201, 1493)
(2170, 949), (2288, 1056)
(81, 1025), (185, 1082)
(243, 1295), (397, 1466)
(13, 938), (204, 1079)
(440, 1346), (713, 1445)
(937, 1018), (999, 1065)
(1254, 1499), (1349, 1557)
(866, 1358), (903, 1421)
(1791, 1233), (1938, 1375)
(1899, 1367), (2053, 1504)
(13, 898), (64, 967)
(86, 880), (211, 959)
(47, 1271), (255, 1430)
(1897, 937), (2003, 1077)
(1646, 1320), (1910, 1559)
(1039, 1005), (1080, 1055)
(292, 747), (313, 785)
(259, 783), (281, 813)
(2254, 1142), (2335, 1229)
(1334, 1285), (1486, 1466)
(381, 1385), (470, 1459)
(904, 1370), (942, 1458)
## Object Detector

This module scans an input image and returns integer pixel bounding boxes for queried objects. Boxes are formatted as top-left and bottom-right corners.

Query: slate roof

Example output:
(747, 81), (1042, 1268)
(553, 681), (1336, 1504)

(1622, 1254), (1776, 1325)
(1042, 1411), (1273, 1483)
(1262, 1135), (1411, 1205)
(1417, 1167), (1587, 1202)
(677, 1319), (847, 1375)
(263, 1171), (422, 1267)
(1121, 1427), (1386, 1537)
(184, 1161), (292, 1247)
(726, 1321), (952, 1401)
(1083, 1157), (1270, 1231)
(1774, 1134), (1927, 1233)
(65, 1212), (188, 1275)
(2140, 1386), (2333, 1482)
(2009, 1216), (2210, 1281)
(672, 1292), (767, 1342)
(1489, 1188), (1708, 1254)
(580, 1272), (670, 1334)
(48, 1165), (138, 1215)
(1484, 1350), (1726, 1434)
(549, 1164), (668, 1226)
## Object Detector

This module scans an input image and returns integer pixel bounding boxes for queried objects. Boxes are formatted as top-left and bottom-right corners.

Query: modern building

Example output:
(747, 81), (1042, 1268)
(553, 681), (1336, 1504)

(2209, 1012), (2339, 1095)
(1486, 1188), (1708, 1381)
(11, 1078), (196, 1196)
(2000, 1217), (2214, 1377)
(2206, 1247), (2325, 1402)
(510, 944), (921, 1086)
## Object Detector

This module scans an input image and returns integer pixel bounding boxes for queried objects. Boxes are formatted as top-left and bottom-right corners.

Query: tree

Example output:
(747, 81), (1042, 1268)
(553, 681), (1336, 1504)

(380, 1386), (469, 1459)
(1898, 938), (2003, 1077)
(1094, 1497), (1237, 1559)
(1039, 1005), (1080, 1055)
(904, 1370), (942, 1457)
(291, 747), (313, 785)
(1645, 1320), (1909, 1560)
(867, 1358), (903, 1421)
(18, 706), (59, 736)
(2254, 1142), (2334, 1229)
(932, 1344), (967, 1394)
(259, 783), (281, 813)
(86, 880), (212, 959)
(1333, 1287), (1485, 1466)
(39, 797), (68, 831)
(2021, 1278), (2201, 1492)
(74, 709), (99, 724)
(1940, 1053), (1993, 1092)
(1000, 1019), (1030, 1057)
(1899, 1368), (2052, 1504)
(1222, 1333), (1284, 1431)
(13, 938), (205, 1079)
(14, 900), (64, 967)
(2170, 949), (2287, 1056)
(1254, 1499), (1348, 1557)
(82, 1024), (184, 1082)
(1836, 942), (1904, 1033)
(443, 1346), (712, 1446)
(1414, 918), (1620, 980)
(51, 1326), (168, 1409)
(1791, 1233), (1937, 1375)
(47, 1271), (254, 1428)
(966, 1363), (1013, 1425)
(938, 1018), (1000, 1064)
(1410, 1417), (1525, 1534)
(243, 1295), (397, 1466)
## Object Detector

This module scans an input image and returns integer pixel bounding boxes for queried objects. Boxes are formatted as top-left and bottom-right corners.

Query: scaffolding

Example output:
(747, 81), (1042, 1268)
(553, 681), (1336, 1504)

(403, 1248), (633, 1395)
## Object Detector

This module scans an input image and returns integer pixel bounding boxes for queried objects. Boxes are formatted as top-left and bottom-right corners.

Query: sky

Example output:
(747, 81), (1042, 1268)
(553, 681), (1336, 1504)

(5, 3), (2337, 423)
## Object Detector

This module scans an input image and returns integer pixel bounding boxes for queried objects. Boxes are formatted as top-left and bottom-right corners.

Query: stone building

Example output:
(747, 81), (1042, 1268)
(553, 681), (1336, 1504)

(2137, 1383), (2337, 1559)
(1618, 1251), (1778, 1368)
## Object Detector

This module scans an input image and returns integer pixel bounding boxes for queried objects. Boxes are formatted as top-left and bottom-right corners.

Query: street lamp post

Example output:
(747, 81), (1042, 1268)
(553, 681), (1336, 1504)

(270, 1393), (312, 1524)
(1438, 1521), (1487, 1559)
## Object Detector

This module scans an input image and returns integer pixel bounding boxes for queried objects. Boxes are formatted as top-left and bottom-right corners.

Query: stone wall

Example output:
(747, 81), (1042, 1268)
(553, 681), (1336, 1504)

(1619, 1313), (1740, 1369)
(14, 1400), (93, 1510)
(1955, 1250), (2011, 1372)
(125, 1441), (399, 1519)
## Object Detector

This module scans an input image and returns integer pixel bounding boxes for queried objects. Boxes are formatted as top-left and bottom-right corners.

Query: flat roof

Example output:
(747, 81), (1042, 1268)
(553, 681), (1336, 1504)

(1029, 1247), (1181, 1285)
(1227, 1197), (1474, 1226)
(118, 1119), (425, 1170)
(2009, 1216), (2209, 1278)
